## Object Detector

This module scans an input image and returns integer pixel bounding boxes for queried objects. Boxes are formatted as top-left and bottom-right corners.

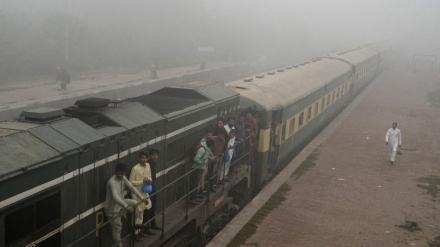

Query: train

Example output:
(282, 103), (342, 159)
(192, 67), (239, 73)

(0, 41), (392, 247)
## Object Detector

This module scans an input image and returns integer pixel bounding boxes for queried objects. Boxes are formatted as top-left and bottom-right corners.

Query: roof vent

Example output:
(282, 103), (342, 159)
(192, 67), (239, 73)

(267, 71), (276, 75)
(277, 69), (285, 72)
(243, 78), (253, 82)
(20, 107), (64, 122)
(109, 98), (124, 108)
(256, 74), (265, 78)
(75, 98), (110, 109)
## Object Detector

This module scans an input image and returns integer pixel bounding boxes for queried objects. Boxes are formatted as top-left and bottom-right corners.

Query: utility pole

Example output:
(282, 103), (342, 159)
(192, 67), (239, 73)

(65, 0), (68, 68)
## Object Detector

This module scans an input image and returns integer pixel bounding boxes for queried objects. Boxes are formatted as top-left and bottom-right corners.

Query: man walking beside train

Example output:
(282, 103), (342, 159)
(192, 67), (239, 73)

(104, 163), (149, 247)
(385, 122), (402, 164)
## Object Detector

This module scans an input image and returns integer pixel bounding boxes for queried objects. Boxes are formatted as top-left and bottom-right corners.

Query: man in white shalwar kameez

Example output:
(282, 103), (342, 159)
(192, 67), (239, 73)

(385, 122), (402, 164)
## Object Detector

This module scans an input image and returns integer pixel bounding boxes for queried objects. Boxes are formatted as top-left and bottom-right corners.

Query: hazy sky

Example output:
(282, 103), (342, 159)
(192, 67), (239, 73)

(1, 0), (440, 63)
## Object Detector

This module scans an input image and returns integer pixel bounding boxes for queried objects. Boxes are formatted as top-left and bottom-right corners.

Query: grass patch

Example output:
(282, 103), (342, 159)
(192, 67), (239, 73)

(397, 221), (422, 232)
(416, 176), (440, 197)
(227, 183), (292, 247)
(290, 150), (319, 180)
(429, 236), (440, 247)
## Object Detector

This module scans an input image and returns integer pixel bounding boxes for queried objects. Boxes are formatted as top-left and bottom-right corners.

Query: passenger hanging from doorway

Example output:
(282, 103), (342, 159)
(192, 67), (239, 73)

(245, 124), (257, 167)
(244, 109), (259, 141)
(235, 114), (247, 165)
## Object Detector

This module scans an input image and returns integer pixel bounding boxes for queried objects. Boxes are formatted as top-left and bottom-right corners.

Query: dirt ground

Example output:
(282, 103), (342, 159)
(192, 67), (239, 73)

(244, 69), (440, 247)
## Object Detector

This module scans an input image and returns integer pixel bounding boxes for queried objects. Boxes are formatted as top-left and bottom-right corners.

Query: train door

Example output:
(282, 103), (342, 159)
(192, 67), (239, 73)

(72, 150), (96, 247)
(267, 119), (280, 173)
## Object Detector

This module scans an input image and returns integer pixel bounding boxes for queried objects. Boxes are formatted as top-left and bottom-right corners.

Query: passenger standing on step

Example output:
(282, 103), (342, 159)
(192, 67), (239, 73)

(235, 114), (247, 162)
(210, 128), (226, 192)
(104, 163), (149, 246)
(129, 151), (154, 240)
(219, 129), (236, 183)
(224, 116), (235, 134)
(385, 122), (402, 164)
(190, 139), (215, 204)
(144, 149), (162, 231)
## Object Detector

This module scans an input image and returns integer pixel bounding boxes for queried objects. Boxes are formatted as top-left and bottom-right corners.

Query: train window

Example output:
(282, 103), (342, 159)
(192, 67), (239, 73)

(298, 112), (304, 128)
(321, 97), (325, 110)
(307, 107), (312, 121)
(314, 102), (319, 116)
(36, 193), (61, 228)
(336, 87), (340, 98)
(5, 191), (61, 246)
(289, 117), (295, 135)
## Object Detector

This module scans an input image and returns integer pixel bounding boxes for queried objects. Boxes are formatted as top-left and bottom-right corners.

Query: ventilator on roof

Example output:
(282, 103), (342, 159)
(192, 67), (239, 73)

(243, 78), (253, 82)
(20, 107), (65, 122)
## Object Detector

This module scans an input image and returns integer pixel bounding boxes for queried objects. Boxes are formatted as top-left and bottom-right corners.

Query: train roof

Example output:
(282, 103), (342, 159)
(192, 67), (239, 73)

(128, 81), (238, 116)
(226, 57), (351, 111)
(0, 116), (107, 179)
(333, 47), (378, 66)
(171, 81), (239, 103)
(99, 103), (164, 130)
(363, 41), (393, 53)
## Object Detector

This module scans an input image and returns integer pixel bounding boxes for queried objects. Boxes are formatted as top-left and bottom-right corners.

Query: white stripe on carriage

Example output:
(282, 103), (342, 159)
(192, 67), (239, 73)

(25, 228), (61, 247)
(166, 115), (216, 139)
(1, 115), (214, 209)
(0, 177), (63, 209)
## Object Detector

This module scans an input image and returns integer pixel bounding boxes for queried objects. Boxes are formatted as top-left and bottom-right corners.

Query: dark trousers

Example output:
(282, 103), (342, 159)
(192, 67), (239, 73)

(190, 168), (203, 200)
(142, 192), (157, 226)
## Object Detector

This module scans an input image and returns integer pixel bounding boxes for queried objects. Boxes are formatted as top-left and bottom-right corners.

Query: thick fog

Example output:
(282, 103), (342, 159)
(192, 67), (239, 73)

(1, 0), (439, 82)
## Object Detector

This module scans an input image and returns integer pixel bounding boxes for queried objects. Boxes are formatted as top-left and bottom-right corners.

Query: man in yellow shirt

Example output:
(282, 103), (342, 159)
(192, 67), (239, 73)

(129, 151), (154, 240)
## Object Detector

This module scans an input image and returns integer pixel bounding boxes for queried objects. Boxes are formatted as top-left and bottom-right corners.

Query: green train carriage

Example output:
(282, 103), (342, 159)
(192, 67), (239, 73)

(226, 57), (354, 189)
(0, 81), (240, 247)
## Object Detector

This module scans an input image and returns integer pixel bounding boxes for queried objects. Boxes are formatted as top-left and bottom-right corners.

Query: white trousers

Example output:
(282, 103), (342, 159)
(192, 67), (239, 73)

(388, 142), (398, 162)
